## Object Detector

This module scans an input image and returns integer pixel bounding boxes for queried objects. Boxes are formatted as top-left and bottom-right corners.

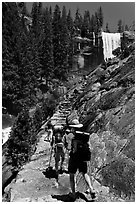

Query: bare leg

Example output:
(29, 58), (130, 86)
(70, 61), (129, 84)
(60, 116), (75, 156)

(82, 173), (95, 193)
(55, 158), (59, 171)
(60, 153), (65, 170)
(55, 155), (59, 183)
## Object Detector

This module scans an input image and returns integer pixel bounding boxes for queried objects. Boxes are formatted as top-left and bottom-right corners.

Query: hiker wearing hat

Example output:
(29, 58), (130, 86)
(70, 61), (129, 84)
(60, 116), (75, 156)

(45, 121), (53, 142)
(67, 119), (96, 200)
(50, 126), (68, 184)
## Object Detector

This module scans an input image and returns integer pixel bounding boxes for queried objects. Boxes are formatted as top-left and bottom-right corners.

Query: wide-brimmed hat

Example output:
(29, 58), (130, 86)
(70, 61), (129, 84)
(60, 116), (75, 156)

(69, 119), (83, 128)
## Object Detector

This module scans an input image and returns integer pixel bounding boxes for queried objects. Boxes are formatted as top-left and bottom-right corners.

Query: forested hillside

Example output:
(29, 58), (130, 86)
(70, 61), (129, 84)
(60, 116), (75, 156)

(69, 38), (135, 200)
(2, 2), (104, 116)
(2, 2), (135, 202)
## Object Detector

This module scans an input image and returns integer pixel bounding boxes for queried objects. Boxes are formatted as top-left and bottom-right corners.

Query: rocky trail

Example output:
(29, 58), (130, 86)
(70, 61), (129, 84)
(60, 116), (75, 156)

(4, 49), (135, 202)
(3, 80), (111, 202)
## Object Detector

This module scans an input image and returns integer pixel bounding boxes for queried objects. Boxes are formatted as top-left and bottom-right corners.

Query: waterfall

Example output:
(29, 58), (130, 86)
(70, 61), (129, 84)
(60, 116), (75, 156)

(2, 127), (11, 144)
(102, 32), (121, 61)
(93, 32), (95, 46)
(78, 54), (84, 68)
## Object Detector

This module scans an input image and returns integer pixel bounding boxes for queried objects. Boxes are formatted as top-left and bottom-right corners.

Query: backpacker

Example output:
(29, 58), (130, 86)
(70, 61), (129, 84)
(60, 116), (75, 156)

(72, 131), (91, 161)
(52, 127), (67, 150)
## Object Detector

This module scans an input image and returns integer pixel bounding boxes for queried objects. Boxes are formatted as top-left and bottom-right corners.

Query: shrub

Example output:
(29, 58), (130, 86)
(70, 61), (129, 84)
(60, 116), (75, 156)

(6, 108), (32, 167)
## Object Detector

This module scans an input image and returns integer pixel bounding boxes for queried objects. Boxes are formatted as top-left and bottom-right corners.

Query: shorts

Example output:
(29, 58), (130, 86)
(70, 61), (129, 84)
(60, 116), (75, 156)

(54, 147), (65, 162)
(68, 153), (87, 174)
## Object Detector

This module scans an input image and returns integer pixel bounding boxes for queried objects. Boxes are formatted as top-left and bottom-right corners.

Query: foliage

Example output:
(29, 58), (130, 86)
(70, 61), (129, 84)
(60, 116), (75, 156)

(5, 95), (57, 169)
(81, 10), (90, 37)
(6, 108), (32, 167)
(106, 22), (110, 32)
(100, 156), (135, 198)
(97, 6), (103, 29)
(99, 88), (127, 110)
(74, 8), (83, 33)
(2, 2), (41, 115)
(39, 7), (54, 83)
(52, 5), (71, 80)
(67, 10), (74, 69)
(117, 19), (124, 33)
(3, 3), (106, 116)
(32, 105), (43, 131)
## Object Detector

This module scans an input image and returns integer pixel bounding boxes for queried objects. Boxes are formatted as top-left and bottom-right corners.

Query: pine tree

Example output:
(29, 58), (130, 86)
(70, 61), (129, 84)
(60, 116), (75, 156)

(74, 8), (83, 35)
(81, 10), (90, 37)
(67, 9), (74, 69)
(98, 6), (103, 29)
(94, 11), (100, 33)
(17, 2), (29, 16)
(117, 19), (123, 33)
(106, 22), (110, 32)
(31, 2), (39, 38)
(125, 24), (129, 31)
(2, 2), (23, 114)
(49, 6), (52, 16)
(59, 5), (69, 78)
(39, 7), (54, 85)
(3, 2), (41, 114)
(89, 14), (96, 33)
(52, 4), (63, 79)
(7, 108), (32, 167)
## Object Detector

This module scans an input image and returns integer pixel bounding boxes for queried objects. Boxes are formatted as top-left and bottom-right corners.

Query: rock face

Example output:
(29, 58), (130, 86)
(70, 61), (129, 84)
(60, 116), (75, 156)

(2, 39), (135, 202)
(69, 41), (135, 200)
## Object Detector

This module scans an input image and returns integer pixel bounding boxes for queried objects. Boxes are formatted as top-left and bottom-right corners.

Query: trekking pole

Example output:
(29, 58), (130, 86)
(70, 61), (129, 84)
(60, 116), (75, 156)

(48, 146), (53, 167)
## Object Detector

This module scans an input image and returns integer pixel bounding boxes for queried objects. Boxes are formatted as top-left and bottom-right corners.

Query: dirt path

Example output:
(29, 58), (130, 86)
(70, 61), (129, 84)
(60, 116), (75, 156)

(8, 128), (71, 201)
(4, 80), (115, 202)
(5, 81), (94, 202)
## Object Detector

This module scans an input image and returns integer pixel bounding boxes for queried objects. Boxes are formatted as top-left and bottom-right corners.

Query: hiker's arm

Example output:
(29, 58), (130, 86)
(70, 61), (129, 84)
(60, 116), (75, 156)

(48, 129), (53, 139)
(64, 135), (68, 149)
(50, 135), (54, 147)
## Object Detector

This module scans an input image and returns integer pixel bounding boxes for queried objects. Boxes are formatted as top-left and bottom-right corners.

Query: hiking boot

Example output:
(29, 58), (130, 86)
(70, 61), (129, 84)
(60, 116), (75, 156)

(85, 189), (96, 200)
(90, 192), (96, 200)
(59, 166), (65, 174)
(68, 192), (77, 201)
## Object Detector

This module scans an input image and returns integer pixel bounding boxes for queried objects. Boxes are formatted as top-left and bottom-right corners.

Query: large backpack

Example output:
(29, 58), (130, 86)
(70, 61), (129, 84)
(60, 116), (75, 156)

(53, 127), (66, 149)
(72, 131), (91, 161)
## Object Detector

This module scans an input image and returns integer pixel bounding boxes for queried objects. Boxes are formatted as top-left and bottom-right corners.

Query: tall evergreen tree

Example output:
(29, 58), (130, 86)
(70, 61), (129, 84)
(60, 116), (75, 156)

(39, 7), (54, 85)
(59, 6), (69, 76)
(106, 22), (110, 32)
(49, 6), (52, 16)
(94, 11), (100, 33)
(74, 8), (83, 35)
(31, 2), (43, 38)
(17, 2), (29, 16)
(67, 9), (74, 69)
(117, 19), (123, 32)
(89, 14), (96, 33)
(52, 5), (63, 79)
(31, 2), (39, 38)
(94, 7), (103, 34)
(2, 2), (23, 114)
(97, 6), (103, 29)
(125, 24), (129, 31)
(3, 2), (41, 114)
(81, 10), (90, 37)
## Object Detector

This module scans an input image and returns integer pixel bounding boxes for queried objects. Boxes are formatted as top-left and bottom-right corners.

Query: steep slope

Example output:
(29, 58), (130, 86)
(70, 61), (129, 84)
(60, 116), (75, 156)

(69, 41), (135, 200)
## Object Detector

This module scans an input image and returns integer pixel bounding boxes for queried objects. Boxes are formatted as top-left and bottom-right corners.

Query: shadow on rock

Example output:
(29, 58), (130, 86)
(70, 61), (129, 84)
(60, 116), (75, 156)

(52, 193), (76, 202)
(77, 192), (95, 202)
(58, 169), (69, 174)
(42, 167), (58, 179)
(42, 168), (69, 179)
(51, 191), (95, 202)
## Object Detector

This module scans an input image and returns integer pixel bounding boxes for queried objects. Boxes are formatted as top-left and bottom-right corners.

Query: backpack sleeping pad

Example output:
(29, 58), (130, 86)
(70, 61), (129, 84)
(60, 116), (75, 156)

(72, 131), (91, 161)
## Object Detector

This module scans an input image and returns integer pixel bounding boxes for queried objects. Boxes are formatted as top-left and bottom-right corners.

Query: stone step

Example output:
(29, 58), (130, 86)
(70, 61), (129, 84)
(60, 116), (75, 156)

(11, 195), (62, 202)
